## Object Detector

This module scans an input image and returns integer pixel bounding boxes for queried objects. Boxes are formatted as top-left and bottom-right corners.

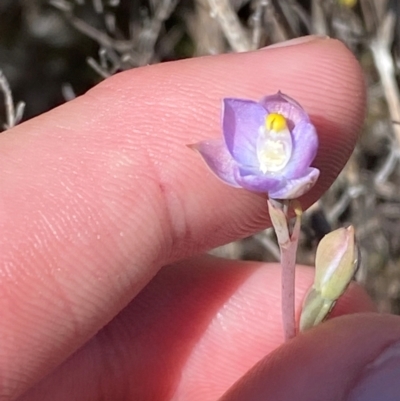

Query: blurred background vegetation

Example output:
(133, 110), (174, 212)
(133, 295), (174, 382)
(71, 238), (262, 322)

(1, 0), (400, 313)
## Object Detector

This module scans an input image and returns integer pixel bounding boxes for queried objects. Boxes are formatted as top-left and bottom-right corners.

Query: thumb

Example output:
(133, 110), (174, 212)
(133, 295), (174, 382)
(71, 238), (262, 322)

(219, 314), (400, 401)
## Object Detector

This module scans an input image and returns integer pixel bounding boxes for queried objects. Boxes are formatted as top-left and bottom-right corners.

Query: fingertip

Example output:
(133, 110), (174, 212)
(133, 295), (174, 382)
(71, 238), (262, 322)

(219, 314), (400, 401)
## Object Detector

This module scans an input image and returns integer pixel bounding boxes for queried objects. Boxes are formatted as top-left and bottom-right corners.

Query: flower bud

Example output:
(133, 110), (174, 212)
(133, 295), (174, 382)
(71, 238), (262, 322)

(300, 226), (358, 331)
(315, 226), (357, 300)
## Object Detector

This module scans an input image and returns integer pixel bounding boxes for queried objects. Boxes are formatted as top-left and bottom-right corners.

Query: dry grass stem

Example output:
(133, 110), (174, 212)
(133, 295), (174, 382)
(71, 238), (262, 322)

(370, 12), (400, 147)
(0, 69), (25, 131)
(207, 0), (251, 51)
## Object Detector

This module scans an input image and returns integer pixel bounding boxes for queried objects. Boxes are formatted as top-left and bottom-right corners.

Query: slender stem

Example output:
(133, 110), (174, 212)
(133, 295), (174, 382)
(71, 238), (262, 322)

(280, 239), (297, 340)
(267, 199), (302, 341)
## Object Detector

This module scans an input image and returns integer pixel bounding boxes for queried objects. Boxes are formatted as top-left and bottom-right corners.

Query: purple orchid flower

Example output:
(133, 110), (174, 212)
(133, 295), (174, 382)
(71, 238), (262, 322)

(191, 91), (319, 199)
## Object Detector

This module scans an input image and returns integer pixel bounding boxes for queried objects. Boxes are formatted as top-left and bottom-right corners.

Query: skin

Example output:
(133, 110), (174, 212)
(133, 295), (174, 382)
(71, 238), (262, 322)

(0, 36), (396, 401)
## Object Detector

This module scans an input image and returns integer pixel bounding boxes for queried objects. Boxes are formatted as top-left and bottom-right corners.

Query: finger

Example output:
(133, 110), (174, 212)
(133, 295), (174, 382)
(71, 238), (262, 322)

(0, 37), (365, 399)
(219, 313), (400, 401)
(17, 257), (375, 401)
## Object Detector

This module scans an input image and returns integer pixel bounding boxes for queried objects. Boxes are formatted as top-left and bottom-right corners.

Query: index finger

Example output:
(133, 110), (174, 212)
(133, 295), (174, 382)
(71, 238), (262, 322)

(0, 37), (365, 399)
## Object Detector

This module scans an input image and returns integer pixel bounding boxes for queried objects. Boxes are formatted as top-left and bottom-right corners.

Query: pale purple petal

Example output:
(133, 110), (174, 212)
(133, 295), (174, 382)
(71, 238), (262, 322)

(283, 120), (318, 179)
(189, 139), (241, 187)
(234, 168), (282, 193)
(269, 168), (320, 199)
(259, 91), (309, 129)
(222, 98), (266, 167)
(191, 92), (320, 200)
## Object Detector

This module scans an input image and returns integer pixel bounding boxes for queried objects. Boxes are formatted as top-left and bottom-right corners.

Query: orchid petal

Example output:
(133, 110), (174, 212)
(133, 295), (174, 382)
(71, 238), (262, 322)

(222, 98), (266, 167)
(269, 168), (320, 199)
(259, 91), (309, 129)
(234, 168), (282, 193)
(283, 120), (318, 179)
(189, 139), (240, 187)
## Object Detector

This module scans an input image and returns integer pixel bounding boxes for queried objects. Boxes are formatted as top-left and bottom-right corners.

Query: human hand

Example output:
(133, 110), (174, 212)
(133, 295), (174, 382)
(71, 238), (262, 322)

(1, 36), (398, 401)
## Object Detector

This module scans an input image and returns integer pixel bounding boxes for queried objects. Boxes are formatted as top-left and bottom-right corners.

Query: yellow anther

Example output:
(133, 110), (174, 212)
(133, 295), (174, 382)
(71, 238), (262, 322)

(265, 113), (287, 132)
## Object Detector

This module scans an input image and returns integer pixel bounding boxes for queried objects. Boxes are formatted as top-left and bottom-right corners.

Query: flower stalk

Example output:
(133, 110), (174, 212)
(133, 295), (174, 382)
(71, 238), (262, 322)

(268, 199), (302, 340)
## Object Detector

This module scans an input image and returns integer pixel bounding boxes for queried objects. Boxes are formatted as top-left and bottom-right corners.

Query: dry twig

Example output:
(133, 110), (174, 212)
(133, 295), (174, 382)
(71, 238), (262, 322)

(208, 0), (251, 52)
(370, 12), (400, 148)
(0, 69), (25, 131)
